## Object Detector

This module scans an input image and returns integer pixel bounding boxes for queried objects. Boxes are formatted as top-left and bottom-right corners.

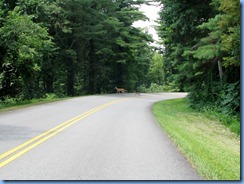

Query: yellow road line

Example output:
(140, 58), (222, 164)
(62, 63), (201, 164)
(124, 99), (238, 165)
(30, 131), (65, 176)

(0, 98), (129, 168)
(0, 98), (126, 160)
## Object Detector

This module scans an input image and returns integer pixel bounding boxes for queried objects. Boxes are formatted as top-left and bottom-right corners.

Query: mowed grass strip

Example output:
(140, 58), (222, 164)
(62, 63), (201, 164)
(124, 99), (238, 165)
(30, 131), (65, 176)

(0, 97), (70, 112)
(152, 98), (240, 180)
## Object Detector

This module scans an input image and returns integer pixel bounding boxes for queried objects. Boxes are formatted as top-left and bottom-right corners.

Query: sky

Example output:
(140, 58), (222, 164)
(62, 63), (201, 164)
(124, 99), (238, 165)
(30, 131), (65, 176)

(133, 2), (162, 46)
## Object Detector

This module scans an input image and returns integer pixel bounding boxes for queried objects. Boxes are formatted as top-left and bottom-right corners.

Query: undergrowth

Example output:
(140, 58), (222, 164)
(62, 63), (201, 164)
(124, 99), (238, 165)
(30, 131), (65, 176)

(153, 98), (240, 180)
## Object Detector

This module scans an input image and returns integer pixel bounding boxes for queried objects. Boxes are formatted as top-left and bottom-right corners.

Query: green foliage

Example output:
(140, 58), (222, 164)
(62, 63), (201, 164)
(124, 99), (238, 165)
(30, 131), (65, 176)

(138, 82), (179, 93)
(0, 0), (153, 100)
(219, 0), (240, 66)
(44, 93), (58, 100)
(139, 83), (165, 93)
(157, 0), (240, 116)
(220, 81), (240, 115)
(148, 52), (164, 85)
(0, 0), (3, 23)
(1, 0), (239, 122)
(202, 108), (240, 135)
(0, 93), (68, 111)
(0, 7), (54, 100)
(153, 98), (240, 179)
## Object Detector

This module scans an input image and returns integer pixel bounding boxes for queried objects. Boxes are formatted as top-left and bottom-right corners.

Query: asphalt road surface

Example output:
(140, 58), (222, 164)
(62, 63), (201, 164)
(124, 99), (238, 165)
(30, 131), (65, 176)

(0, 93), (202, 180)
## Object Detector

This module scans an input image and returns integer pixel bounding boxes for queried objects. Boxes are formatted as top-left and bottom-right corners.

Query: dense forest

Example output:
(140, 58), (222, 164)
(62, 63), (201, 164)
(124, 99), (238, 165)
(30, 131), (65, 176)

(157, 0), (240, 117)
(0, 0), (154, 98)
(0, 0), (240, 118)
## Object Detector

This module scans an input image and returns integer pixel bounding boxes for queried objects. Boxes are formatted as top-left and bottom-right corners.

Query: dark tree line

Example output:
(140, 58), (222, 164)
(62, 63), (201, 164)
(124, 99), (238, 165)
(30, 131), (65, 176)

(156, 0), (240, 116)
(0, 0), (240, 118)
(0, 0), (153, 100)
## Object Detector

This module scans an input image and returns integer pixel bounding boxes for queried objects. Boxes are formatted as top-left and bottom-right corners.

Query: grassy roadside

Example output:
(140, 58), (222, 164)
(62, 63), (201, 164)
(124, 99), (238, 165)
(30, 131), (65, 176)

(0, 95), (70, 112)
(152, 98), (240, 180)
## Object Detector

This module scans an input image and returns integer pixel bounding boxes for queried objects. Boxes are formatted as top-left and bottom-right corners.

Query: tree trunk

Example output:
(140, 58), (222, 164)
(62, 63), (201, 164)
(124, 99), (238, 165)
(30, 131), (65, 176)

(87, 39), (95, 94)
(67, 57), (74, 96)
(217, 60), (223, 85)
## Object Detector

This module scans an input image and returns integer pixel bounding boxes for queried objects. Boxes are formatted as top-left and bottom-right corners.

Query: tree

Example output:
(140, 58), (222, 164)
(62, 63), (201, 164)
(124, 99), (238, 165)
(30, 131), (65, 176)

(190, 0), (240, 113)
(0, 0), (156, 100)
(0, 7), (54, 99)
(148, 52), (164, 85)
(157, 0), (240, 115)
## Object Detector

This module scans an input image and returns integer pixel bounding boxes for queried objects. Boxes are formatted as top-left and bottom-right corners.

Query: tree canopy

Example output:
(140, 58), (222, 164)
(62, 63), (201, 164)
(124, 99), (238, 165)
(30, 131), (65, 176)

(0, 0), (153, 99)
(0, 0), (240, 117)
(157, 0), (240, 116)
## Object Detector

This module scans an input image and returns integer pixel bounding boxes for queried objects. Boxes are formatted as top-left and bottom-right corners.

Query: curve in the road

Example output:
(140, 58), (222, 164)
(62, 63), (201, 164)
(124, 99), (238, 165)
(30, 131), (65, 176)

(0, 98), (129, 169)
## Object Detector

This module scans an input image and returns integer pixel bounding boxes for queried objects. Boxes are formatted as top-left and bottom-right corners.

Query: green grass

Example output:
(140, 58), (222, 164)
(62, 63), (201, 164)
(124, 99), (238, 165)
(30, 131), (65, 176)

(201, 109), (240, 135)
(0, 95), (70, 112)
(152, 98), (240, 180)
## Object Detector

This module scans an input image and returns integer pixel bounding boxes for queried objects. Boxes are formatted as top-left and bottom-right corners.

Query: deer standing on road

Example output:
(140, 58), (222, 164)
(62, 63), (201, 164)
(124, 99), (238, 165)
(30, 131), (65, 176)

(115, 87), (125, 93)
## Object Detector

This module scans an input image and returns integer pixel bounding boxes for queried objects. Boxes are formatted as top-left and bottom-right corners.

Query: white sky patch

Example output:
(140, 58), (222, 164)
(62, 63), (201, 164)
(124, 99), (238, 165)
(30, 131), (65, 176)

(133, 2), (162, 46)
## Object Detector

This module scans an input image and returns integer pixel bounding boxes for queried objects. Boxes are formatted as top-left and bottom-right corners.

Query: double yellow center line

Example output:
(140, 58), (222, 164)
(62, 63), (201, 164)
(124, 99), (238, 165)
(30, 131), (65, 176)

(0, 98), (129, 168)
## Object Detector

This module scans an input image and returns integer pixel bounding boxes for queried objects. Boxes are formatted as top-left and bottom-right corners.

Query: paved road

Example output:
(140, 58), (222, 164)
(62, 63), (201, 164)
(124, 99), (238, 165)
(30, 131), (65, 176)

(0, 93), (201, 180)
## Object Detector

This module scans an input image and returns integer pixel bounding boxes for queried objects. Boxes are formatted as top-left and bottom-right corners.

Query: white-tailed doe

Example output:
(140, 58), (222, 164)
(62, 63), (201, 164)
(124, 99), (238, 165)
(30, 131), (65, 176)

(115, 87), (125, 93)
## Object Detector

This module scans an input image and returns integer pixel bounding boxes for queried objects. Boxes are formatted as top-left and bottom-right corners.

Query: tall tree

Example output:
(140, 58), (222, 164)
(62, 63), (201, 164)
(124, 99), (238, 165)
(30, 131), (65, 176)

(0, 7), (54, 99)
(0, 0), (155, 100)
(148, 52), (164, 85)
(190, 0), (240, 113)
(157, 0), (240, 115)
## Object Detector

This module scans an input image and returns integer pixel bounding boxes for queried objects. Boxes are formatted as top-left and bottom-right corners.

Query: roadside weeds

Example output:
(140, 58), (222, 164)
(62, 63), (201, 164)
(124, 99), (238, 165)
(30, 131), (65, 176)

(152, 98), (240, 180)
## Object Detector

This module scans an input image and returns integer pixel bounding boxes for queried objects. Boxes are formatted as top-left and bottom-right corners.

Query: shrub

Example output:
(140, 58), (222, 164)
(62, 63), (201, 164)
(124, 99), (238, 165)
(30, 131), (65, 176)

(138, 83), (179, 93)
